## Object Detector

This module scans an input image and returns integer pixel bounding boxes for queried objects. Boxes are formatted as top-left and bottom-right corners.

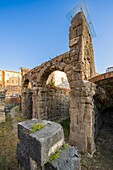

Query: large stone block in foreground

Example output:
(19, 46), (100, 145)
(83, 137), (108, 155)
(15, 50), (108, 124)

(17, 119), (81, 170)
(46, 145), (81, 170)
(18, 119), (64, 166)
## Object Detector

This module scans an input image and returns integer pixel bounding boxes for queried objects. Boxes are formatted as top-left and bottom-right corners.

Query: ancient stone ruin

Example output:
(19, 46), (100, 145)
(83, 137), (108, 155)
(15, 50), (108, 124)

(17, 119), (81, 170)
(19, 10), (113, 170)
(21, 12), (96, 155)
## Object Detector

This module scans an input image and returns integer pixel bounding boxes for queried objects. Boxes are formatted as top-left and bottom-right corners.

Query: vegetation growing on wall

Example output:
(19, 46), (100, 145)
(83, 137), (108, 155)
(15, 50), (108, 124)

(31, 123), (45, 133)
(47, 77), (55, 87)
(49, 144), (67, 163)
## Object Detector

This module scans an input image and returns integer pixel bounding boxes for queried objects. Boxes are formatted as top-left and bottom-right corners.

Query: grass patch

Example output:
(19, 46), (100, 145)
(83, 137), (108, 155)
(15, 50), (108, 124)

(49, 144), (67, 163)
(31, 123), (45, 133)
(15, 107), (28, 122)
(15, 112), (28, 122)
(0, 114), (18, 170)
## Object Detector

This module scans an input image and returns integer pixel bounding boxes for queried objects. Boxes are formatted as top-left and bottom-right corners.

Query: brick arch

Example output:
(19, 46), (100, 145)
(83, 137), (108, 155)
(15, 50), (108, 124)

(37, 54), (72, 88)
(32, 53), (73, 120)
(23, 79), (32, 88)
(37, 70), (71, 122)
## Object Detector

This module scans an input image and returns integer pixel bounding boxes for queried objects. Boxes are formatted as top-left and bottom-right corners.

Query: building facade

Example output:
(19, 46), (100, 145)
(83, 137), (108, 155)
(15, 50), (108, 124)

(46, 71), (70, 88)
(106, 66), (113, 73)
(0, 70), (21, 88)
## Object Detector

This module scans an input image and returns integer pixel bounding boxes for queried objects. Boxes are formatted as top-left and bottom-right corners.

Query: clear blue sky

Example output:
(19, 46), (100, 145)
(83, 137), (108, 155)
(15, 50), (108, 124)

(0, 0), (113, 74)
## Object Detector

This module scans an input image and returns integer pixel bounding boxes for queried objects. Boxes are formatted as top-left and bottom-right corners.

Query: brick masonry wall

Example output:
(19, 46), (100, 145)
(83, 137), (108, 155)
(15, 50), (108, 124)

(46, 86), (70, 121)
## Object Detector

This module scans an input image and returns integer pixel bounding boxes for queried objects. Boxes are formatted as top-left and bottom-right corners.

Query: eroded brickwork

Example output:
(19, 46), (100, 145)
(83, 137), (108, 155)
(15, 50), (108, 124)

(69, 12), (96, 154)
(46, 86), (70, 121)
(92, 77), (113, 140)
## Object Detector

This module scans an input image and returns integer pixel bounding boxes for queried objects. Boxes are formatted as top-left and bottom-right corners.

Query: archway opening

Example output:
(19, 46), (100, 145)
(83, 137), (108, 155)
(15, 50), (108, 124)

(46, 70), (70, 141)
(23, 79), (33, 118)
(95, 107), (113, 149)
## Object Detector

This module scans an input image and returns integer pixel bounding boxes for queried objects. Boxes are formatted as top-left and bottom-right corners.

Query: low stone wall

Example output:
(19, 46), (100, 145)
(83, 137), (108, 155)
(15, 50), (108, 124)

(46, 86), (70, 121)
(90, 71), (113, 83)
(6, 85), (21, 97)
(17, 119), (81, 170)
(5, 96), (20, 105)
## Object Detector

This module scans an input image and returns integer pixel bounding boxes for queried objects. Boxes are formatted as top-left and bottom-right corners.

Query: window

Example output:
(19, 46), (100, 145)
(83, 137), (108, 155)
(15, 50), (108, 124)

(12, 80), (14, 84)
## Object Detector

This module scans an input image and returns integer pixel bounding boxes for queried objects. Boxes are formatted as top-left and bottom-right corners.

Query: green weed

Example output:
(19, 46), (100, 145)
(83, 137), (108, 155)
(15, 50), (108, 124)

(31, 123), (45, 133)
(49, 144), (68, 163)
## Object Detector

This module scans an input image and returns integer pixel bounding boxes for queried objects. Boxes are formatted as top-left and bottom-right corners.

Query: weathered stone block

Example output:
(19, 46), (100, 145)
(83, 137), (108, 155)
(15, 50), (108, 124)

(69, 37), (79, 47)
(18, 119), (64, 166)
(17, 141), (30, 170)
(48, 145), (81, 170)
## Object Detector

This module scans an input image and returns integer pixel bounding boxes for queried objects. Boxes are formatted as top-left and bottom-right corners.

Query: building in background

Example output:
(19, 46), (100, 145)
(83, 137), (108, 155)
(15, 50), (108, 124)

(0, 70), (21, 97)
(4, 70), (21, 87)
(0, 70), (21, 88)
(47, 71), (70, 89)
(106, 67), (113, 73)
(0, 70), (5, 88)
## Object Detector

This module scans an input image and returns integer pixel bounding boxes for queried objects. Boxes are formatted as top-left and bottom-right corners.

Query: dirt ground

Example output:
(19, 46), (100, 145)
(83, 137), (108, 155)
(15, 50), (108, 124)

(0, 108), (113, 169)
(81, 123), (113, 170)
(0, 114), (18, 170)
(0, 106), (27, 170)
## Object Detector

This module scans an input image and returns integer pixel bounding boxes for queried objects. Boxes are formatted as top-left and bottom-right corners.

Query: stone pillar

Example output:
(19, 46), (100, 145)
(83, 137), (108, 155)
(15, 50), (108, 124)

(22, 88), (33, 118)
(22, 90), (27, 118)
(69, 81), (96, 155)
(32, 87), (39, 119)
(69, 12), (96, 155)
(37, 86), (48, 120)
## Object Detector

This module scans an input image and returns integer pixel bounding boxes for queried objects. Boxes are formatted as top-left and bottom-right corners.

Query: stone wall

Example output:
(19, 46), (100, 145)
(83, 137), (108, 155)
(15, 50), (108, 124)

(93, 78), (113, 140)
(5, 96), (20, 105)
(22, 85), (70, 121)
(102, 107), (113, 125)
(22, 88), (33, 118)
(46, 86), (70, 121)
(6, 85), (21, 97)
